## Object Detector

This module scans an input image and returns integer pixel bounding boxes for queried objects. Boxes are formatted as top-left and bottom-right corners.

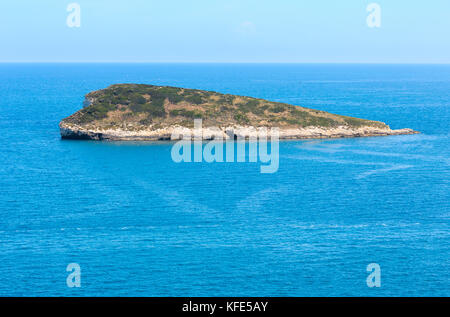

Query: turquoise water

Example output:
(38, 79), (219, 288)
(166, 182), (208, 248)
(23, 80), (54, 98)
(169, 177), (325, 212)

(0, 64), (449, 296)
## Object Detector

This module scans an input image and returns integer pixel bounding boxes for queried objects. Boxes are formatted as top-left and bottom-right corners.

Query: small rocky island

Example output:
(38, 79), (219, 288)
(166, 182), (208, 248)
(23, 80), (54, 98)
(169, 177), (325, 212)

(60, 84), (418, 140)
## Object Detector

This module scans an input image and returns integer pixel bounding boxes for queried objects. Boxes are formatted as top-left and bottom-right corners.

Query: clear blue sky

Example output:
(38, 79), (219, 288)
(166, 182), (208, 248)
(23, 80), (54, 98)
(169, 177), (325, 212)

(1, 0), (449, 63)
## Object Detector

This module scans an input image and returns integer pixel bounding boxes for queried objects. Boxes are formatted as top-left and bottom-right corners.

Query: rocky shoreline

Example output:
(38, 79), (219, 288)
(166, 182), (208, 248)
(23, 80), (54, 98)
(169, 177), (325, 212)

(59, 121), (418, 141)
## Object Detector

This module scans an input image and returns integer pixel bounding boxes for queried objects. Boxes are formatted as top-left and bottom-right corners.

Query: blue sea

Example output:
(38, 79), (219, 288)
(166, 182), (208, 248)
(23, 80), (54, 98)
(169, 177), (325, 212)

(0, 64), (448, 296)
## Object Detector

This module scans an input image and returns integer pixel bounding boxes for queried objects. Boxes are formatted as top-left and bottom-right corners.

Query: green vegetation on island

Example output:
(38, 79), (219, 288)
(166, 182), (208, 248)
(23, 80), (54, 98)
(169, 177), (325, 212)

(62, 83), (389, 130)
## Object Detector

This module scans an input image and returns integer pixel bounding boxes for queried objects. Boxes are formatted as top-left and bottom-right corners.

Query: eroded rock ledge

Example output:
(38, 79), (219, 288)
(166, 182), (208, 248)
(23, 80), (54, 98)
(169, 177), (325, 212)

(60, 121), (418, 141)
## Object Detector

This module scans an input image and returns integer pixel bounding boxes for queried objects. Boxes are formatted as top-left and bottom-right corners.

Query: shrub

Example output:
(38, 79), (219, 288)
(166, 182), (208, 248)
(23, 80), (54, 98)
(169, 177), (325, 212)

(184, 94), (204, 105)
(143, 103), (166, 117)
(170, 109), (203, 119)
(234, 112), (249, 124)
(271, 104), (287, 113)
(130, 94), (146, 104)
(238, 99), (260, 113)
(150, 95), (166, 108)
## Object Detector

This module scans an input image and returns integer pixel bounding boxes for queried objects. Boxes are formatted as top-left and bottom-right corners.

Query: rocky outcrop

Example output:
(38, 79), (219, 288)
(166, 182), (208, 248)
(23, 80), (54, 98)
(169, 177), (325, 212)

(59, 84), (419, 141)
(60, 121), (418, 141)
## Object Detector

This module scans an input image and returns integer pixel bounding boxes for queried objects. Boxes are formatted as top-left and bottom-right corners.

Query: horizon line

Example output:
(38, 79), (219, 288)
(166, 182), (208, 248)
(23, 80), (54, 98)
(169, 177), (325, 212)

(0, 61), (449, 65)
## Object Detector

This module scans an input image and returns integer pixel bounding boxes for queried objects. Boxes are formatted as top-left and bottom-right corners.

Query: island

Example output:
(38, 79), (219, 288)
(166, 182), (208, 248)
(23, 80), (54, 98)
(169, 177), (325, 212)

(59, 84), (418, 141)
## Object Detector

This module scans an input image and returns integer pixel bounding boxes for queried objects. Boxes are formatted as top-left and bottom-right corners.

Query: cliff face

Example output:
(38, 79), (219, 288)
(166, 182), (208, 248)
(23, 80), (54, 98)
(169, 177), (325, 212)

(59, 84), (418, 140)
